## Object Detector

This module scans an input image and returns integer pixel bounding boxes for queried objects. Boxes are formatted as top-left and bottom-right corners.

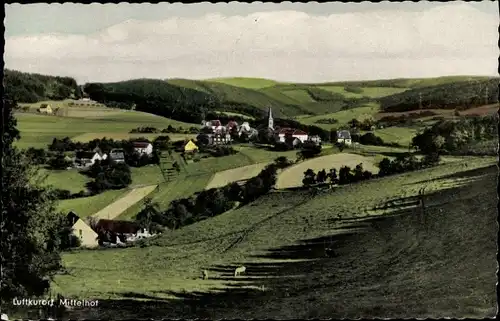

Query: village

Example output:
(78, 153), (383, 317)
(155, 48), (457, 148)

(54, 105), (353, 250)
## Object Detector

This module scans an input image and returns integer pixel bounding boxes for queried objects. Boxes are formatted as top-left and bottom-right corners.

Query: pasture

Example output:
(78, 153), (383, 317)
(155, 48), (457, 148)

(55, 156), (497, 319)
(205, 77), (281, 89)
(205, 163), (269, 189)
(14, 107), (199, 149)
(92, 185), (158, 220)
(298, 103), (380, 129)
(275, 152), (379, 189)
(56, 189), (128, 218)
(38, 168), (91, 194)
(316, 86), (407, 98)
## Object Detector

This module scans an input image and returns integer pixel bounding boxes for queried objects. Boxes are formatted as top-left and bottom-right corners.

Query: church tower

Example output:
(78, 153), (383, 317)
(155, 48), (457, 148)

(268, 107), (274, 130)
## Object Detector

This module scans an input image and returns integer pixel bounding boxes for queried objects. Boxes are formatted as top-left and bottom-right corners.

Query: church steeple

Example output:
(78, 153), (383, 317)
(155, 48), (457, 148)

(268, 107), (274, 130)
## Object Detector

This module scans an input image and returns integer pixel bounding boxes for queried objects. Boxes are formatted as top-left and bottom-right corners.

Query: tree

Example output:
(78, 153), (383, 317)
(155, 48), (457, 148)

(338, 166), (352, 185)
(1, 97), (65, 304)
(316, 169), (327, 184)
(302, 169), (317, 187)
(48, 153), (72, 170)
(327, 168), (338, 185)
(353, 163), (364, 182)
(136, 198), (161, 232)
(348, 118), (361, 129)
(274, 156), (291, 169)
(377, 158), (393, 177)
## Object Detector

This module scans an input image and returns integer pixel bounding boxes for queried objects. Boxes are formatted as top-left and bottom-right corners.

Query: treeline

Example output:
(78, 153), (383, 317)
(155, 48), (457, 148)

(136, 159), (285, 231)
(411, 116), (497, 155)
(377, 110), (437, 127)
(379, 79), (499, 112)
(378, 153), (440, 177)
(130, 125), (199, 134)
(301, 153), (441, 189)
(4, 69), (81, 103)
(302, 163), (374, 187)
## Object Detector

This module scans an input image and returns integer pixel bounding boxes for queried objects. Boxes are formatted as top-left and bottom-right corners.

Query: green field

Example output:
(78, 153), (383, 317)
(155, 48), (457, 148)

(316, 86), (407, 99)
(205, 77), (281, 89)
(14, 107), (199, 149)
(54, 156), (497, 319)
(56, 189), (128, 218)
(298, 103), (380, 129)
(38, 168), (91, 194)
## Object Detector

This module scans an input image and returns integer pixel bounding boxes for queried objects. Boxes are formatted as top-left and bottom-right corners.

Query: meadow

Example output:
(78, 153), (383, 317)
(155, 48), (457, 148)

(275, 152), (379, 189)
(56, 189), (128, 218)
(56, 156), (497, 319)
(14, 105), (199, 149)
(92, 185), (158, 220)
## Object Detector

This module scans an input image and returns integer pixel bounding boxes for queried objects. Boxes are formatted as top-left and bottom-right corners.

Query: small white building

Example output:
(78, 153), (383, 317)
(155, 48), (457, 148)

(109, 149), (126, 163)
(309, 135), (322, 144)
(132, 142), (153, 155)
(337, 130), (352, 145)
(75, 151), (107, 167)
(67, 212), (99, 248)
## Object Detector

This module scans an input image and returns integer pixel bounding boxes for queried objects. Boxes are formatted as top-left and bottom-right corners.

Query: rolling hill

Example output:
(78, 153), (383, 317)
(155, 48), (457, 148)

(54, 157), (497, 319)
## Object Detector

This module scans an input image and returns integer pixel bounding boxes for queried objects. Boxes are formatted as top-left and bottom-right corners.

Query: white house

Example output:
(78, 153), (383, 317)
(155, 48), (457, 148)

(337, 130), (352, 145)
(309, 135), (322, 145)
(67, 212), (99, 248)
(275, 128), (309, 144)
(132, 142), (153, 155)
(75, 151), (107, 167)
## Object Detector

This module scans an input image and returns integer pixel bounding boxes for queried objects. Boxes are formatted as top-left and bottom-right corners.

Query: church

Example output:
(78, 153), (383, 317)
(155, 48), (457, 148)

(267, 107), (310, 145)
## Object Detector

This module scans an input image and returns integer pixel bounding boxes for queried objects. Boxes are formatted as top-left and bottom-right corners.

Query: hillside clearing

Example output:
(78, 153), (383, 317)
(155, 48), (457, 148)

(205, 163), (270, 189)
(14, 110), (198, 149)
(56, 189), (128, 218)
(91, 185), (158, 220)
(276, 153), (379, 189)
(57, 157), (497, 319)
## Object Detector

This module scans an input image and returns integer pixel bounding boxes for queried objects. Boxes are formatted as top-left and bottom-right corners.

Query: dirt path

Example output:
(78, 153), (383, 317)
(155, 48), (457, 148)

(92, 185), (158, 220)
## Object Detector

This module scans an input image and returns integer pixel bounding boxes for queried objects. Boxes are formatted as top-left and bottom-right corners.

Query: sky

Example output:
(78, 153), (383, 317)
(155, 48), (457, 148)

(4, 1), (499, 84)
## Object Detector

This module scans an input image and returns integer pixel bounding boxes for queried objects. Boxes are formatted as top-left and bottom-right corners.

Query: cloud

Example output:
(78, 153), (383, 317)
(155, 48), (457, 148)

(4, 3), (497, 83)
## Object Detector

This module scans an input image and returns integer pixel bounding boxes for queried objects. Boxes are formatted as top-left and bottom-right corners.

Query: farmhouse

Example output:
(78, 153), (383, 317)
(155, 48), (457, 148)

(132, 141), (153, 156)
(109, 149), (126, 163)
(203, 120), (224, 132)
(75, 151), (107, 167)
(94, 219), (153, 243)
(67, 212), (99, 248)
(309, 135), (322, 145)
(184, 140), (199, 153)
(37, 103), (53, 114)
(275, 128), (309, 145)
(337, 130), (352, 145)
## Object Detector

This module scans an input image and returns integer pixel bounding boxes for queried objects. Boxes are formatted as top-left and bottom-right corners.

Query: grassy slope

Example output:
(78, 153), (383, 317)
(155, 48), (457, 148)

(56, 156), (496, 320)
(56, 189), (128, 218)
(14, 107), (198, 149)
(204, 77), (281, 89)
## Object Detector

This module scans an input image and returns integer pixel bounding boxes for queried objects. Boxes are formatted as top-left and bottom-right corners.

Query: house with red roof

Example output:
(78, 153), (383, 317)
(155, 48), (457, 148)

(275, 127), (309, 146)
(132, 141), (153, 155)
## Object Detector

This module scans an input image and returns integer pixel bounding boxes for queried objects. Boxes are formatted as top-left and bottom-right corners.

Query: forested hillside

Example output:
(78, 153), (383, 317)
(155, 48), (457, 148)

(379, 78), (499, 112)
(4, 69), (81, 103)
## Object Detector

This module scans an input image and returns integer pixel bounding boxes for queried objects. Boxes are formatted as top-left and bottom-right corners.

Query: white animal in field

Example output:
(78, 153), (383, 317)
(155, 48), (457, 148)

(234, 265), (246, 277)
(202, 269), (209, 280)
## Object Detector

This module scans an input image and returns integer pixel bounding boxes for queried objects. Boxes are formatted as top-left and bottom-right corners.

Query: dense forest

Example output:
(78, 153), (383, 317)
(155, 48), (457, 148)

(379, 79), (499, 112)
(4, 69), (81, 103)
